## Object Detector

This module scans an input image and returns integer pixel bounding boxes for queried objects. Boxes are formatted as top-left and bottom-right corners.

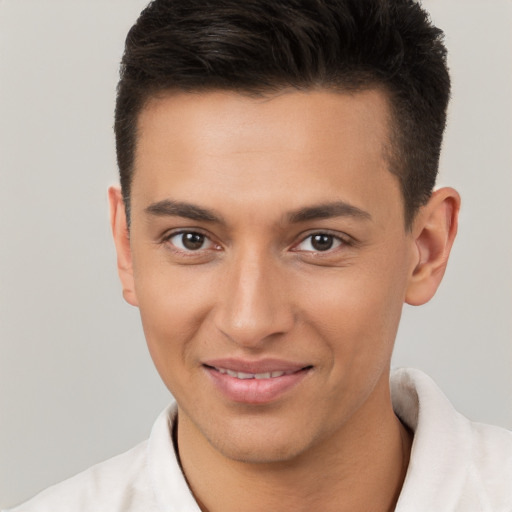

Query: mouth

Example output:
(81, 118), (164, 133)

(207, 366), (300, 380)
(202, 359), (312, 404)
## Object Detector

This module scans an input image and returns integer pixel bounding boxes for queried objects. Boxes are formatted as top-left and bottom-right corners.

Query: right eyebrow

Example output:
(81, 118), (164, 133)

(144, 199), (225, 224)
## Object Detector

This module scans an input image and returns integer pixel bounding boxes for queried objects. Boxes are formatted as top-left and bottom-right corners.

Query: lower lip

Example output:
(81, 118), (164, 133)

(204, 366), (310, 405)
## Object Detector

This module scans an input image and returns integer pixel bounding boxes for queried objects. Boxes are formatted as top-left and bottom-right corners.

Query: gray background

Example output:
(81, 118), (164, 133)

(1, 0), (511, 508)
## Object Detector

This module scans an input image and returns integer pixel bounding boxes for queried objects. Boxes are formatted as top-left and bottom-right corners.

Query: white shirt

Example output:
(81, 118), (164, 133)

(5, 369), (512, 512)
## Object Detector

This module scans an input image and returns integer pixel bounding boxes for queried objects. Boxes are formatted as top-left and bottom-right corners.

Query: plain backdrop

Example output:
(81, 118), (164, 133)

(1, 0), (511, 508)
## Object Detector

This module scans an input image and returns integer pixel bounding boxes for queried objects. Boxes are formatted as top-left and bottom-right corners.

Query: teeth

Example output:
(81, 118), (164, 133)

(215, 368), (289, 379)
(237, 372), (255, 380)
(255, 372), (271, 379)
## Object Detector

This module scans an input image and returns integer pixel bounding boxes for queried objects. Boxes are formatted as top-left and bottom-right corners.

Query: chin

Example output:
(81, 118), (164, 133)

(201, 418), (315, 465)
(214, 438), (305, 465)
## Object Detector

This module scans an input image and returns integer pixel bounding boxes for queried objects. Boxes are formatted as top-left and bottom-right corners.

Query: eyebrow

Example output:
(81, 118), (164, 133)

(144, 199), (371, 225)
(145, 200), (225, 224)
(287, 201), (372, 223)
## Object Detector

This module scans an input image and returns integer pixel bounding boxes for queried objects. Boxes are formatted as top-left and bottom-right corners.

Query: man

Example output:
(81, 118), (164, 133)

(5, 0), (511, 511)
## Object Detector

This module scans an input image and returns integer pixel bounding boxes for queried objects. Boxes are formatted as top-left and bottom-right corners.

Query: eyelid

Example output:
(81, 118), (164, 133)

(158, 227), (355, 255)
(290, 230), (354, 253)
(161, 228), (221, 252)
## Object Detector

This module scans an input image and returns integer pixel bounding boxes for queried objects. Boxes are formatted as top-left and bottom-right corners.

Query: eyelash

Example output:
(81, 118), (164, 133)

(291, 232), (351, 253)
(162, 230), (219, 253)
(161, 230), (352, 255)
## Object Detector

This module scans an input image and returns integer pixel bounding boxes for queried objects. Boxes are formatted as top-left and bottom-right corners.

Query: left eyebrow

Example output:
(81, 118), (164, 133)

(144, 199), (225, 224)
(287, 201), (372, 223)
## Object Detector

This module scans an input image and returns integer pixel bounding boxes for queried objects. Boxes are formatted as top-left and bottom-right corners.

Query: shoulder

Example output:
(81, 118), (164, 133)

(4, 441), (159, 512)
(3, 403), (194, 512)
(4, 403), (199, 512)
(465, 420), (512, 507)
(391, 368), (512, 511)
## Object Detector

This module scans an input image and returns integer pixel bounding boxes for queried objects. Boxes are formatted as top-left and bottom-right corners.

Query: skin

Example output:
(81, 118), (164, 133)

(110, 89), (460, 511)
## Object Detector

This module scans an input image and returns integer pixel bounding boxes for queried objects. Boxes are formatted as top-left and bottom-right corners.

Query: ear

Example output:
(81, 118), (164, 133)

(405, 187), (460, 306)
(108, 186), (138, 307)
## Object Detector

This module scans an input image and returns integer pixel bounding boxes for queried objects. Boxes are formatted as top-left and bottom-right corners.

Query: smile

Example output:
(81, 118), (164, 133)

(212, 367), (295, 380)
(203, 359), (312, 404)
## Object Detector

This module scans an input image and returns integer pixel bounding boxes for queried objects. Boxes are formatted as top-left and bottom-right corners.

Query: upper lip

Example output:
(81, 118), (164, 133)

(203, 358), (311, 374)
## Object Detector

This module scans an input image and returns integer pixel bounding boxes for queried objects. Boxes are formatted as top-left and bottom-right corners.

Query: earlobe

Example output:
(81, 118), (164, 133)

(108, 186), (138, 307)
(405, 187), (460, 306)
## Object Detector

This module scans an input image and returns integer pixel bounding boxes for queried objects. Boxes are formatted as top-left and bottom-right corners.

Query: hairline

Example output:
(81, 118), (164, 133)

(124, 83), (418, 232)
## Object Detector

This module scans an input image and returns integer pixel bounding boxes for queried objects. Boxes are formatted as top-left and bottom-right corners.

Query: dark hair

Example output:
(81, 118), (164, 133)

(115, 0), (450, 228)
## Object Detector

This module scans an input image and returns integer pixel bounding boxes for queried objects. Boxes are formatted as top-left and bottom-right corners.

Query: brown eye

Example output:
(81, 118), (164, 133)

(183, 233), (205, 250)
(295, 233), (344, 252)
(169, 231), (212, 251)
(311, 234), (334, 251)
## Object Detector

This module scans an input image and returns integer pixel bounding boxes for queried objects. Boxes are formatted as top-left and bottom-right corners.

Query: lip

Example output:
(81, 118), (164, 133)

(203, 358), (312, 405)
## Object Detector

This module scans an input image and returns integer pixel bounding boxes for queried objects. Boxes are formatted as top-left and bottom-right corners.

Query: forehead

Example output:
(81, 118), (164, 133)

(136, 88), (391, 161)
(132, 89), (401, 226)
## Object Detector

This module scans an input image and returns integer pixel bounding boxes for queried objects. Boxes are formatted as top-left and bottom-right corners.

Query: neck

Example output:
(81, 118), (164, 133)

(176, 377), (412, 512)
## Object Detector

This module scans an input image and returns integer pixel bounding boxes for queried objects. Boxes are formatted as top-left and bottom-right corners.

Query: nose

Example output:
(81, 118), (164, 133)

(212, 248), (295, 348)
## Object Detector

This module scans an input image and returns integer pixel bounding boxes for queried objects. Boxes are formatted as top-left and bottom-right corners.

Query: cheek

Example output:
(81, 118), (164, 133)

(298, 256), (408, 364)
(133, 261), (216, 375)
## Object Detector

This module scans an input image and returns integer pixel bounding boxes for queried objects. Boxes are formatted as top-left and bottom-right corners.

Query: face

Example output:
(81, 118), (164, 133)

(119, 89), (422, 463)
